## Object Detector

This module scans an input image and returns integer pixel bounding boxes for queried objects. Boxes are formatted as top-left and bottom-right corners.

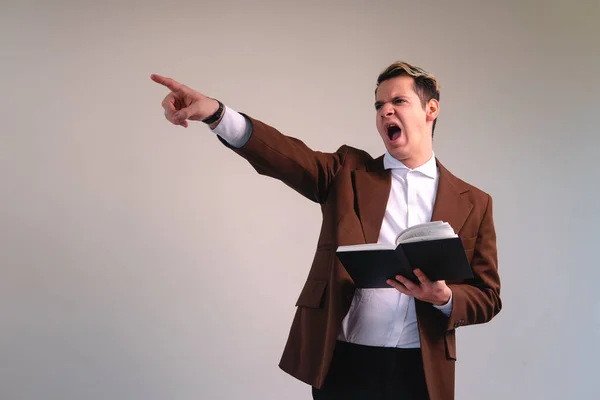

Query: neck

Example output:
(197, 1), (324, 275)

(391, 150), (433, 169)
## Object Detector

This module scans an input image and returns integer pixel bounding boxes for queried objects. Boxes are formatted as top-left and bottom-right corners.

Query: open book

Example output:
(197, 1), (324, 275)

(336, 222), (473, 288)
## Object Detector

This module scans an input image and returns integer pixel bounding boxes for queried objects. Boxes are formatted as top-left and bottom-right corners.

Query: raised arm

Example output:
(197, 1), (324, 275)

(151, 74), (350, 203)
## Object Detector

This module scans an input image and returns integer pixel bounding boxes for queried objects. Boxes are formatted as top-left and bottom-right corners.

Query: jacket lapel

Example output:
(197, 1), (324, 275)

(353, 156), (391, 244)
(353, 157), (473, 243)
(431, 159), (473, 234)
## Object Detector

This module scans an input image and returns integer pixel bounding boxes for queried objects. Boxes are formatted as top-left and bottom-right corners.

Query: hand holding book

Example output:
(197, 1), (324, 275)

(386, 268), (453, 306)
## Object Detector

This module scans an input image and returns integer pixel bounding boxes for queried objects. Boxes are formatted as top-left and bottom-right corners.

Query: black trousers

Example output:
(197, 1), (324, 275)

(312, 341), (429, 400)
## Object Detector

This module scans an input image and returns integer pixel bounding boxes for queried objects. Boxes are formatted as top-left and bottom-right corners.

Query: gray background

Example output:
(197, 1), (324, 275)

(1, 0), (599, 398)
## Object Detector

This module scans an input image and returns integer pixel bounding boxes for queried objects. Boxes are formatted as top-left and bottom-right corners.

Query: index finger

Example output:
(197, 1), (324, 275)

(413, 268), (431, 284)
(394, 274), (419, 291)
(150, 74), (185, 92)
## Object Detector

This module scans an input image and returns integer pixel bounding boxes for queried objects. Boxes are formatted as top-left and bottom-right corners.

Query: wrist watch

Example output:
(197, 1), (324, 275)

(202, 100), (224, 124)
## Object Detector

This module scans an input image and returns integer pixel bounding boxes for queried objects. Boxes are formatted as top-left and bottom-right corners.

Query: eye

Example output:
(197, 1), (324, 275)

(393, 98), (405, 105)
(375, 104), (382, 110)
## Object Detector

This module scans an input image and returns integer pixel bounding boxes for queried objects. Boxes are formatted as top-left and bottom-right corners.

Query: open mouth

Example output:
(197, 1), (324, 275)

(387, 124), (401, 141)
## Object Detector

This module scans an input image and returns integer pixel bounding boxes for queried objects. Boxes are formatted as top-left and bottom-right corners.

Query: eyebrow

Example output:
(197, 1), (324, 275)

(374, 96), (407, 108)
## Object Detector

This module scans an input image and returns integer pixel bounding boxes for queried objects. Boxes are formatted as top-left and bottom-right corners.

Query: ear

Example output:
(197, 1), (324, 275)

(425, 99), (439, 122)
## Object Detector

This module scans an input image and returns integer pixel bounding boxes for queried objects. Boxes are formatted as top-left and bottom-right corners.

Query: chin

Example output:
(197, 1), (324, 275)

(385, 141), (407, 154)
(386, 141), (410, 155)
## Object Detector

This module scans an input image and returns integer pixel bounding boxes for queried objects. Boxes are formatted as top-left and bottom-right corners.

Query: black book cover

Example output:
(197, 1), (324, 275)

(336, 237), (473, 288)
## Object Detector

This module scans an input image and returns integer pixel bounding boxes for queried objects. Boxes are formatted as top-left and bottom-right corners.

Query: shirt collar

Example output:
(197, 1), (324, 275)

(383, 151), (437, 178)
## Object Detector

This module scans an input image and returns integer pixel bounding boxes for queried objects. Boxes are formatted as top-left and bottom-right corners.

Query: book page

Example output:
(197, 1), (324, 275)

(398, 233), (458, 244)
(337, 243), (396, 252)
(396, 221), (456, 245)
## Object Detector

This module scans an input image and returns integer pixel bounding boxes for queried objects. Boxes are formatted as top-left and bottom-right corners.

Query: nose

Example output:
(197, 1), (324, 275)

(380, 102), (394, 117)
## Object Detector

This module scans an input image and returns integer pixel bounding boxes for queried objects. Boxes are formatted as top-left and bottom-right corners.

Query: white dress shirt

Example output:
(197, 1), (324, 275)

(212, 107), (452, 348)
(337, 152), (452, 348)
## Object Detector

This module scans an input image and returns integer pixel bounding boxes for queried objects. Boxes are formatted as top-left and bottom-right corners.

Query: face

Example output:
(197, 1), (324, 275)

(375, 75), (438, 168)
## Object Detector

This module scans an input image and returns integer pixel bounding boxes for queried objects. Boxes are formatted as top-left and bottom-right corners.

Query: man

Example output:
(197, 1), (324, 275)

(151, 61), (502, 400)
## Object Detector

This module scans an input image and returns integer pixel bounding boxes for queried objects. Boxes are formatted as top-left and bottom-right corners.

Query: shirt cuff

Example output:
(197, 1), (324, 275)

(432, 291), (453, 317)
(210, 105), (251, 148)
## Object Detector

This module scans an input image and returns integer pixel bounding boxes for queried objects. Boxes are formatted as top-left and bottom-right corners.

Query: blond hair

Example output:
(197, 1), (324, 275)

(376, 61), (440, 135)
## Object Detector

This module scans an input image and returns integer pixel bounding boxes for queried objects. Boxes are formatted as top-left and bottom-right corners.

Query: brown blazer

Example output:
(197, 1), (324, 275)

(221, 115), (502, 400)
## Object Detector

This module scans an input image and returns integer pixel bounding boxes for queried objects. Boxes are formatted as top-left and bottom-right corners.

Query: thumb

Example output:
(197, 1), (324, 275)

(173, 106), (194, 123)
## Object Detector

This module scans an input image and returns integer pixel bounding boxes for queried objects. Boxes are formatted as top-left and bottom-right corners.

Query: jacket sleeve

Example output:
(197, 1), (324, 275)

(218, 114), (349, 204)
(446, 194), (502, 330)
